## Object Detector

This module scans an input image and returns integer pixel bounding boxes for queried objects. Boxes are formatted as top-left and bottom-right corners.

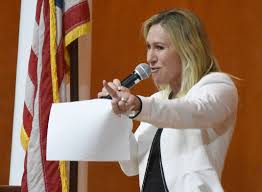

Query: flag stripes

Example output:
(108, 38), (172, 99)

(21, 0), (90, 191)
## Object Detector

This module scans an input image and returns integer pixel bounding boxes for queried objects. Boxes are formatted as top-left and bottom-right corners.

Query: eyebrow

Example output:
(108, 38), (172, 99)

(146, 41), (167, 46)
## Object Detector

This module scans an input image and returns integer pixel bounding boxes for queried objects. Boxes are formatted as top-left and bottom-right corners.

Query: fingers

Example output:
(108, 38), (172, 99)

(111, 97), (121, 114)
(114, 95), (140, 115)
(98, 80), (120, 98)
(125, 95), (137, 110)
(109, 93), (130, 114)
(97, 91), (106, 98)
(98, 79), (139, 115)
(103, 80), (119, 99)
(123, 95), (141, 112)
(117, 85), (130, 93)
(113, 79), (121, 87)
(117, 97), (128, 112)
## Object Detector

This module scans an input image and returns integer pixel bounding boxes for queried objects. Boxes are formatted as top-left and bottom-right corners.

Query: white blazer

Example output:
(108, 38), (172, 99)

(119, 72), (238, 192)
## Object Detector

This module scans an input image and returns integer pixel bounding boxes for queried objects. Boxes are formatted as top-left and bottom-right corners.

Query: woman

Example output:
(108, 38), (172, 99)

(98, 9), (238, 192)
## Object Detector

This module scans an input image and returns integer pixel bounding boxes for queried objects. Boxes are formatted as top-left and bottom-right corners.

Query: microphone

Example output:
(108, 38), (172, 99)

(101, 63), (151, 99)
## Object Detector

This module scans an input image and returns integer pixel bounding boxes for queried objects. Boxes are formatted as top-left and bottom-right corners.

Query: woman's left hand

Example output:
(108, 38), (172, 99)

(102, 79), (141, 115)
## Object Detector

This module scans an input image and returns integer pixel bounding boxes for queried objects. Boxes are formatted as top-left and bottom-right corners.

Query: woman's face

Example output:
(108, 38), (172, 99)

(146, 24), (182, 90)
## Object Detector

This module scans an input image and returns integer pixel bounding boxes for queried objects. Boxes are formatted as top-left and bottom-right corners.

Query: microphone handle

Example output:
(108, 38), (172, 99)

(121, 72), (141, 88)
(100, 72), (141, 99)
(100, 95), (112, 99)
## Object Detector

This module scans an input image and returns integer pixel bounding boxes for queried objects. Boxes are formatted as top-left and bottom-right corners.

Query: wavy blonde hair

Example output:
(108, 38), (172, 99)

(143, 8), (220, 98)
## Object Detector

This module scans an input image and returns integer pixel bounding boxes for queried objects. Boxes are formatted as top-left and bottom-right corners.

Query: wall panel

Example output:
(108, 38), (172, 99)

(90, 1), (262, 192)
(0, 1), (20, 185)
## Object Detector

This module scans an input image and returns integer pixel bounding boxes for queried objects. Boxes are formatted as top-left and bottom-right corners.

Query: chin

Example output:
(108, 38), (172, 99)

(152, 75), (161, 84)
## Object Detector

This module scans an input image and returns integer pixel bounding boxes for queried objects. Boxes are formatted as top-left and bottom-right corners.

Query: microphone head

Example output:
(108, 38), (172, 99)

(135, 63), (151, 80)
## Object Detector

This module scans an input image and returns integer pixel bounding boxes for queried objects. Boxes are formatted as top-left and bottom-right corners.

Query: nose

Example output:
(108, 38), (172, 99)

(147, 49), (157, 66)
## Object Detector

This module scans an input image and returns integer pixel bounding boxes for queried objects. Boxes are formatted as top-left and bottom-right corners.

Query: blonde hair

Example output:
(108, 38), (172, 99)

(143, 8), (220, 98)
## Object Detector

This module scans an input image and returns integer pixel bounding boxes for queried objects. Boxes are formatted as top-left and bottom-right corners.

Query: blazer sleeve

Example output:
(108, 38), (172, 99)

(119, 133), (139, 176)
(134, 73), (238, 129)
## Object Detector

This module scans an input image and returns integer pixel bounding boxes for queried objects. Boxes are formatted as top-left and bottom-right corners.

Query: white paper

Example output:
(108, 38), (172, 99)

(46, 99), (133, 161)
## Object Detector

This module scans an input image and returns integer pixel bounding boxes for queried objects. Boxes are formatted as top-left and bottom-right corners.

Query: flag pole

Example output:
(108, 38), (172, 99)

(69, 39), (79, 192)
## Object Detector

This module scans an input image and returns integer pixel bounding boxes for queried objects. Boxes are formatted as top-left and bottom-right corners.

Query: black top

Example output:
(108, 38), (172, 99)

(141, 128), (169, 192)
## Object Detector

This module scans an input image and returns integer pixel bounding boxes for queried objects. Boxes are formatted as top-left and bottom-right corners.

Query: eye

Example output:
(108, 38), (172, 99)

(146, 43), (151, 50)
(155, 45), (164, 50)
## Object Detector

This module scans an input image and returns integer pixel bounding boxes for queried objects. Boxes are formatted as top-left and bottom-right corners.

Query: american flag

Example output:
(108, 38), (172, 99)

(20, 0), (90, 191)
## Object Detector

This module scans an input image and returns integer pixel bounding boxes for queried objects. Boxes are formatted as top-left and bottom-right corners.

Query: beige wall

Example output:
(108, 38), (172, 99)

(89, 1), (262, 192)
(0, 1), (20, 185)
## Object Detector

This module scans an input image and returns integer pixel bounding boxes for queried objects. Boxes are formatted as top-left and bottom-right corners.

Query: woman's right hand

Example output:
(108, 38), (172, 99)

(97, 79), (121, 98)
(97, 79), (141, 115)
